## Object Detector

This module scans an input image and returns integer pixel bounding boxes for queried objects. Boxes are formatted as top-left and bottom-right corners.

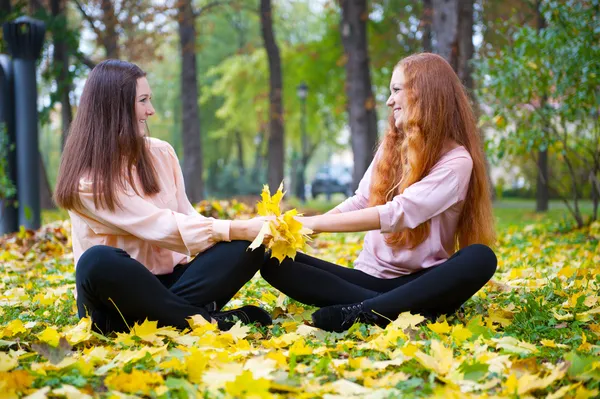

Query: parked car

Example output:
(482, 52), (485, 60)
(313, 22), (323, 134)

(311, 165), (353, 199)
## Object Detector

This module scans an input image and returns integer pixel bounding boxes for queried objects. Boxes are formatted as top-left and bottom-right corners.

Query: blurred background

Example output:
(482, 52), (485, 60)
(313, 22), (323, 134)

(0, 0), (598, 229)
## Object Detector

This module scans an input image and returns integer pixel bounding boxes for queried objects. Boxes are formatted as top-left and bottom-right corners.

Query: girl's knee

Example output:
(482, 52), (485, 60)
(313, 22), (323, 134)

(76, 245), (122, 281)
(464, 244), (497, 279)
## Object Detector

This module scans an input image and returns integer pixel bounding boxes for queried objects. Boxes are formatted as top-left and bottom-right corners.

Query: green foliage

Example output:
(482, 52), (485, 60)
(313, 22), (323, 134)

(475, 0), (600, 224)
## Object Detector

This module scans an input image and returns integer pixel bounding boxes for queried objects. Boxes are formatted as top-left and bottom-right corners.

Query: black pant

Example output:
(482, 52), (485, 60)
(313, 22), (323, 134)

(261, 244), (497, 319)
(76, 241), (264, 334)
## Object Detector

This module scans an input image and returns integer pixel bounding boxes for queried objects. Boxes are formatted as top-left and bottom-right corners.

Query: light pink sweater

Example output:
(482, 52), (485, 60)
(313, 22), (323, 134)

(69, 137), (231, 274)
(334, 146), (473, 278)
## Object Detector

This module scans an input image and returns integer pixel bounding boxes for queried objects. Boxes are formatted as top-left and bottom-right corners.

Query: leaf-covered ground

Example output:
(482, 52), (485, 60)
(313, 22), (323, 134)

(0, 201), (599, 398)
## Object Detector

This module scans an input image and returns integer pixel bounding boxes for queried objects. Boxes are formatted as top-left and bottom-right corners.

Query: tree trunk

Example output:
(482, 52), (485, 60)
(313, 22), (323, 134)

(456, 0), (474, 90)
(421, 0), (433, 52)
(455, 0), (496, 199)
(29, 0), (42, 14)
(178, 0), (204, 203)
(50, 0), (73, 151)
(339, 0), (378, 190)
(252, 130), (266, 183)
(260, 0), (285, 192)
(235, 131), (245, 177)
(39, 154), (55, 210)
(1, 0), (10, 15)
(101, 0), (119, 59)
(432, 0), (458, 70)
(535, 0), (549, 212)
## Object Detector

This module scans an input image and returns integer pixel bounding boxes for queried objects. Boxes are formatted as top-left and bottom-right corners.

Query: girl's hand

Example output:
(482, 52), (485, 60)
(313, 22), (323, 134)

(295, 216), (319, 234)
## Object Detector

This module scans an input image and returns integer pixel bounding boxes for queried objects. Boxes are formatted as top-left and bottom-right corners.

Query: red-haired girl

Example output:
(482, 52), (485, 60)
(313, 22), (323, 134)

(261, 53), (497, 332)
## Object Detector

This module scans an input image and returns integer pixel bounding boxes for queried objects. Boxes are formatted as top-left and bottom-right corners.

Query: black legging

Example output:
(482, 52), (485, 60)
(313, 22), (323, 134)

(76, 241), (264, 334)
(260, 244), (497, 319)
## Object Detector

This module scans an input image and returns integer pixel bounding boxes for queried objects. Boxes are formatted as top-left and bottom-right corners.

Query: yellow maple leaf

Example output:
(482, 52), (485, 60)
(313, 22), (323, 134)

(391, 312), (426, 330)
(186, 349), (209, 384)
(428, 320), (451, 335)
(257, 182), (285, 217)
(0, 352), (18, 372)
(450, 324), (472, 343)
(226, 321), (250, 342)
(64, 317), (93, 345)
(225, 369), (271, 398)
(104, 369), (164, 395)
(414, 340), (454, 375)
(3, 319), (26, 337)
(37, 327), (61, 347)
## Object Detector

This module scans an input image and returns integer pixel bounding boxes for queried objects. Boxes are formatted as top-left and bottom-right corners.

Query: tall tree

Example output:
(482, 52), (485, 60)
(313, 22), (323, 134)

(260, 0), (285, 192)
(100, 0), (119, 58)
(421, 0), (433, 52)
(50, 0), (73, 150)
(432, 0), (458, 70)
(534, 0), (548, 212)
(177, 0), (204, 202)
(339, 0), (378, 190)
(456, 0), (474, 91)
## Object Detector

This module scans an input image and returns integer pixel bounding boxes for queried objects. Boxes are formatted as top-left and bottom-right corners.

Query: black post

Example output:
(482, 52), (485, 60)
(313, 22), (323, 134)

(3, 17), (46, 230)
(0, 54), (18, 234)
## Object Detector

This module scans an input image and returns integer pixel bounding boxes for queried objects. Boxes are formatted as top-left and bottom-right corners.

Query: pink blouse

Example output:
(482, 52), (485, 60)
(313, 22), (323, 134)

(69, 137), (231, 275)
(334, 146), (473, 278)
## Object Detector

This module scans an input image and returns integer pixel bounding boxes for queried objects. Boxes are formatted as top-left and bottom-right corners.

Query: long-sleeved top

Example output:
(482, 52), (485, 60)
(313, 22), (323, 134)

(334, 146), (473, 278)
(69, 137), (231, 275)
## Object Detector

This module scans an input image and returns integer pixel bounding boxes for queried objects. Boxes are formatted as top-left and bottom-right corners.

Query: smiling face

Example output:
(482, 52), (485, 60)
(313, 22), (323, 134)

(135, 77), (155, 136)
(386, 67), (407, 129)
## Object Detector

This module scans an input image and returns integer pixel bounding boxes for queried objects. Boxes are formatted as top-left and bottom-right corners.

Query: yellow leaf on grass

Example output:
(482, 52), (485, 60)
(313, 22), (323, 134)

(289, 338), (313, 357)
(2, 319), (26, 337)
(540, 339), (569, 349)
(225, 370), (271, 398)
(226, 321), (250, 342)
(52, 384), (93, 399)
(429, 320), (451, 335)
(503, 363), (568, 396)
(186, 349), (209, 384)
(391, 312), (426, 330)
(415, 340), (454, 375)
(451, 324), (473, 343)
(64, 317), (93, 345)
(0, 352), (18, 372)
(492, 336), (538, 355)
(104, 369), (164, 395)
(37, 327), (61, 347)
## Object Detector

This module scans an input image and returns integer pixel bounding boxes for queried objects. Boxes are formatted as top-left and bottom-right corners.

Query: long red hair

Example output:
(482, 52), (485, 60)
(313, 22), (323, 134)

(369, 53), (495, 251)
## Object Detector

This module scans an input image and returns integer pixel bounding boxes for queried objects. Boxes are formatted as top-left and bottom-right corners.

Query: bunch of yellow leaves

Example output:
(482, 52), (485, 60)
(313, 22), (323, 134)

(249, 183), (313, 263)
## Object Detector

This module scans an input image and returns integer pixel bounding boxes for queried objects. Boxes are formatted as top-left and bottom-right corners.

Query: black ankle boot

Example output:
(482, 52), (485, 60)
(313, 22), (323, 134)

(311, 302), (389, 332)
(210, 305), (272, 331)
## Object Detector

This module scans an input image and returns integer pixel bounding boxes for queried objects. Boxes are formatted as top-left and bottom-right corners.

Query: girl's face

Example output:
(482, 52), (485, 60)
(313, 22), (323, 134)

(135, 77), (155, 136)
(386, 67), (407, 128)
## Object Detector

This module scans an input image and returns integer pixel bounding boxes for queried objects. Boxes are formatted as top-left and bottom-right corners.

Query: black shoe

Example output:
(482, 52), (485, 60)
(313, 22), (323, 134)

(311, 302), (388, 332)
(210, 305), (272, 331)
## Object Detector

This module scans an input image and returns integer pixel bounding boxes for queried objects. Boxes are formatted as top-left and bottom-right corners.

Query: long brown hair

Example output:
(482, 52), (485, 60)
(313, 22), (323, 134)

(54, 59), (159, 211)
(369, 53), (495, 250)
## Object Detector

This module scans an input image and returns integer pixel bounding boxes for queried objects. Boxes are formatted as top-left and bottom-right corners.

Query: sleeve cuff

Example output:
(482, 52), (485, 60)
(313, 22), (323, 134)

(213, 219), (231, 242)
(377, 204), (394, 233)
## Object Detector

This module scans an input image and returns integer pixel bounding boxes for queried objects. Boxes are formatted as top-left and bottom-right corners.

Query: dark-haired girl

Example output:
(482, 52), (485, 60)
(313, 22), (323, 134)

(55, 60), (271, 334)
